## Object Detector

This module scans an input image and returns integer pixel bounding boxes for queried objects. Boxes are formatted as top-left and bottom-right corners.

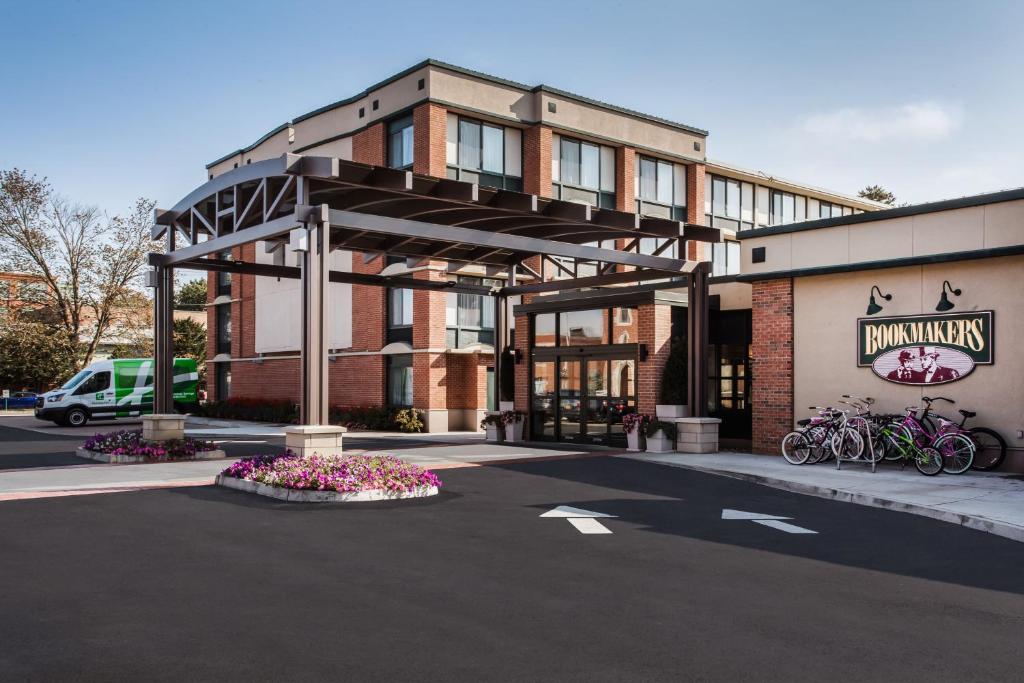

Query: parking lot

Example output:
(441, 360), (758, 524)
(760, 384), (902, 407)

(0, 418), (1021, 681)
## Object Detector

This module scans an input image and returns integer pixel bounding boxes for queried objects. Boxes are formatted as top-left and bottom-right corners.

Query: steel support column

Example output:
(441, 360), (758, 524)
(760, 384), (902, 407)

(687, 261), (710, 417)
(298, 205), (330, 425)
(152, 263), (174, 413)
(493, 293), (505, 412)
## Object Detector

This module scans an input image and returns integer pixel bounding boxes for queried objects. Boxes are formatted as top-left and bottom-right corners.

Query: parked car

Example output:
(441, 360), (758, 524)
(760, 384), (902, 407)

(3, 391), (38, 409)
(35, 358), (199, 427)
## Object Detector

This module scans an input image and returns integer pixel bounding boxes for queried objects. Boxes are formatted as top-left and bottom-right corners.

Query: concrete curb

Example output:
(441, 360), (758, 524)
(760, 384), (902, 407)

(76, 448), (227, 464)
(621, 455), (1024, 544)
(215, 474), (439, 503)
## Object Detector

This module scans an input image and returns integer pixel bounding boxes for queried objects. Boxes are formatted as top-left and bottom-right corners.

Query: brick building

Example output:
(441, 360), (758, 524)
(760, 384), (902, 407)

(202, 60), (879, 443)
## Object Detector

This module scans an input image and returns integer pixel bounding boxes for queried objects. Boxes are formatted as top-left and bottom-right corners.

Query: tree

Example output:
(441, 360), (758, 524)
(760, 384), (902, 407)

(0, 318), (81, 391)
(174, 278), (207, 311)
(0, 168), (158, 368)
(858, 185), (897, 206)
(173, 317), (207, 366)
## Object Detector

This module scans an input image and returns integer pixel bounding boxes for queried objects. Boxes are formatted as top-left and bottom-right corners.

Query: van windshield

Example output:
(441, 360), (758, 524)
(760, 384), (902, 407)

(61, 370), (92, 390)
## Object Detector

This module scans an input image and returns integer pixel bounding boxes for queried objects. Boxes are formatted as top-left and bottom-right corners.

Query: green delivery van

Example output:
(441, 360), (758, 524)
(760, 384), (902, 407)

(34, 358), (199, 427)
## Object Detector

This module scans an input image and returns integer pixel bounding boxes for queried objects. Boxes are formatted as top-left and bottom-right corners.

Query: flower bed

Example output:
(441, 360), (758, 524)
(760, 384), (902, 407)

(78, 429), (224, 464)
(217, 453), (441, 502)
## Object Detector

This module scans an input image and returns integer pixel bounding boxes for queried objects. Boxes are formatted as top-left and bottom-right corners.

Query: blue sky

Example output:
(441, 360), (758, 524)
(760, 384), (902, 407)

(1, 0), (1022, 216)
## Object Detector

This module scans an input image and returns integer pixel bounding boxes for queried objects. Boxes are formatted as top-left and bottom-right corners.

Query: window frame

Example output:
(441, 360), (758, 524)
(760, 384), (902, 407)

(445, 276), (497, 349)
(446, 115), (522, 191)
(387, 114), (414, 170)
(551, 135), (616, 209)
(635, 155), (686, 220)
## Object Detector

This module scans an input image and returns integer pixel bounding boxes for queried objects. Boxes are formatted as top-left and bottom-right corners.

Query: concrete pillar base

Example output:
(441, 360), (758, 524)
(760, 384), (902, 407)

(420, 409), (449, 433)
(284, 425), (347, 457)
(142, 414), (186, 442)
(673, 417), (722, 454)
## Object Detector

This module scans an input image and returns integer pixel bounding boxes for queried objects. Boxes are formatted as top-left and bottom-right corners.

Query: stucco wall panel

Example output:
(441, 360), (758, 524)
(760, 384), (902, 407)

(848, 216), (914, 263)
(790, 226), (849, 270)
(911, 206), (984, 256)
(982, 199), (1024, 248)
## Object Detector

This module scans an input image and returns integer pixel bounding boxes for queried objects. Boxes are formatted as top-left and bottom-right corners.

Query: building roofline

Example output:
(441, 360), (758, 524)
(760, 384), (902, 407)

(206, 59), (708, 169)
(736, 186), (1024, 240)
(705, 158), (887, 210)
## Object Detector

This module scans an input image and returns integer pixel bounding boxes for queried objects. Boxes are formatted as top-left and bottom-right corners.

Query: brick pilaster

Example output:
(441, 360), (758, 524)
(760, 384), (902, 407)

(523, 125), (552, 197)
(751, 278), (794, 454)
(686, 163), (707, 260)
(413, 102), (448, 178)
(616, 147), (636, 213)
(412, 264), (447, 410)
(352, 122), (385, 166)
(637, 303), (672, 415)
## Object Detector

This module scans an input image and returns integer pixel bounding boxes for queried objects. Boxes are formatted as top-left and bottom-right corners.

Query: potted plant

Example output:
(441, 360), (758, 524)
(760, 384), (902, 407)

(480, 413), (504, 442)
(644, 419), (677, 453)
(656, 336), (689, 419)
(501, 410), (525, 442)
(623, 413), (651, 452)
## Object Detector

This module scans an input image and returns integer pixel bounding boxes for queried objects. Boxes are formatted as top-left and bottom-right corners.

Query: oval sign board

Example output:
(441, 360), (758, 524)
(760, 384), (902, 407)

(871, 345), (975, 385)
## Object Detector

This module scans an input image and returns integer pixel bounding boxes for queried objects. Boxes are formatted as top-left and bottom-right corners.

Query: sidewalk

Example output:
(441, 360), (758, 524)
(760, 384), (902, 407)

(625, 452), (1024, 542)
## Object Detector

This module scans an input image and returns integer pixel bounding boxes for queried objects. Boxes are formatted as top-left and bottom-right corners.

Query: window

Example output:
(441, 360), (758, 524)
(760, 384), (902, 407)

(387, 355), (413, 406)
(706, 175), (753, 231)
(216, 304), (231, 355)
(712, 241), (741, 276)
(387, 115), (414, 169)
(551, 136), (616, 208)
(74, 371), (111, 396)
(446, 114), (522, 190)
(559, 309), (608, 346)
(445, 277), (496, 349)
(819, 201), (845, 219)
(531, 307), (637, 348)
(216, 250), (232, 296)
(215, 363), (231, 400)
(533, 313), (556, 347)
(635, 156), (686, 220)
(387, 288), (413, 344)
(770, 190), (798, 225)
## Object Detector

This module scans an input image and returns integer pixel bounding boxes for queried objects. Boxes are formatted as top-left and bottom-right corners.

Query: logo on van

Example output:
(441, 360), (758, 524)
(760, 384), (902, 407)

(870, 345), (975, 385)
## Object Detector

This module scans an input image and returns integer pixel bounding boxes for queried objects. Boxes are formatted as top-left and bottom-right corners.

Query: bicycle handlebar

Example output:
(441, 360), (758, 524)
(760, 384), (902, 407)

(841, 394), (875, 405)
(922, 396), (954, 404)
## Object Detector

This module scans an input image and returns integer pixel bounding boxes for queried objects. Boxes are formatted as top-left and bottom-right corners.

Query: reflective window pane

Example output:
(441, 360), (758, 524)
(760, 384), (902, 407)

(560, 309), (607, 345)
(580, 143), (600, 189)
(725, 179), (740, 219)
(561, 139), (580, 186)
(712, 176), (726, 216)
(533, 313), (556, 347)
(482, 125), (503, 173)
(656, 160), (673, 204)
(459, 120), (481, 170)
(639, 157), (657, 200)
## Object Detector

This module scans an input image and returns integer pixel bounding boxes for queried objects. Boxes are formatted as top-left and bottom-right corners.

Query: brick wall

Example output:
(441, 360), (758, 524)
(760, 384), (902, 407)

(413, 102), (448, 178)
(686, 163), (706, 260)
(751, 278), (794, 454)
(412, 264), (447, 410)
(523, 125), (552, 197)
(352, 123), (386, 166)
(637, 303), (672, 415)
(616, 147), (636, 213)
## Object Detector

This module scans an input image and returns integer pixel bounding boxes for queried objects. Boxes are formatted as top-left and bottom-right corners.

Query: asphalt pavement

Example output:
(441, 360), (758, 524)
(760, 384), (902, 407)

(0, 455), (1020, 682)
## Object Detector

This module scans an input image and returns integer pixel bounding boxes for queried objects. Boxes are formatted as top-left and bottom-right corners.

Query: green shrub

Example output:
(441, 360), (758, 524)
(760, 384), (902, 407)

(195, 397), (298, 423)
(394, 408), (424, 433)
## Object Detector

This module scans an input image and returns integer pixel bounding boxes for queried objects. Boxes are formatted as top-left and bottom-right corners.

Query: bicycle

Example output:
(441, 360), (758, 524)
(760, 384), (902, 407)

(878, 422), (944, 476)
(839, 396), (884, 463)
(921, 400), (1008, 471)
(881, 400), (975, 474)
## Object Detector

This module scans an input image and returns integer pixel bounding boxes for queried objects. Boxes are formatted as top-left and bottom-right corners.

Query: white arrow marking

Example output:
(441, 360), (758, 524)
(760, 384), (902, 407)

(721, 509), (791, 521)
(722, 509), (817, 534)
(541, 506), (616, 534)
(540, 505), (616, 519)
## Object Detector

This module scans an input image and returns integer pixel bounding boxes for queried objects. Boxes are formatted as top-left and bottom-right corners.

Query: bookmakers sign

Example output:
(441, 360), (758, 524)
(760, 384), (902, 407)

(857, 311), (993, 386)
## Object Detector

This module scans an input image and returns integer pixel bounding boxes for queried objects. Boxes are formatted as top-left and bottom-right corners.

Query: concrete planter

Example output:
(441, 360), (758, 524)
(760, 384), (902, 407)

(626, 430), (646, 453)
(656, 405), (690, 419)
(504, 419), (524, 442)
(76, 447), (226, 464)
(215, 474), (439, 503)
(645, 431), (675, 453)
(673, 417), (722, 454)
(483, 411), (504, 442)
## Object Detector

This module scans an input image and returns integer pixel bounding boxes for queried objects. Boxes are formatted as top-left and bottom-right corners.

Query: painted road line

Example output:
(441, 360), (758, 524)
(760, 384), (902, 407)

(541, 505), (616, 534)
(752, 519), (818, 534)
(722, 508), (818, 534)
(567, 518), (614, 534)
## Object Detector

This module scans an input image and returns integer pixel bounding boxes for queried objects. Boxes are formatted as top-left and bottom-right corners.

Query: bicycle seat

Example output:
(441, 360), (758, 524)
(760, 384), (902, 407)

(958, 409), (976, 418)
(797, 418), (811, 426)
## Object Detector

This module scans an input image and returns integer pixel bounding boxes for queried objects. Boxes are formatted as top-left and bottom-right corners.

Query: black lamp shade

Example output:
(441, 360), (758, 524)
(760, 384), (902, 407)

(936, 292), (955, 312)
(866, 296), (884, 316)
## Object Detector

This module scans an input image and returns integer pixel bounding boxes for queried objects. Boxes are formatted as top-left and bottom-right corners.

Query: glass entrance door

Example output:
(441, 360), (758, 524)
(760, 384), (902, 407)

(558, 359), (583, 441)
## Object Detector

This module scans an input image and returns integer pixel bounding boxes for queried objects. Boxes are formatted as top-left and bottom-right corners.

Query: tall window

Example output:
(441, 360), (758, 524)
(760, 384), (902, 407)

(387, 355), (413, 406)
(216, 250), (232, 296)
(446, 114), (522, 190)
(712, 241), (741, 276)
(635, 156), (686, 220)
(387, 288), (413, 344)
(551, 135), (615, 208)
(705, 175), (754, 231)
(388, 115), (414, 169)
(819, 201), (846, 219)
(445, 277), (496, 349)
(216, 303), (231, 355)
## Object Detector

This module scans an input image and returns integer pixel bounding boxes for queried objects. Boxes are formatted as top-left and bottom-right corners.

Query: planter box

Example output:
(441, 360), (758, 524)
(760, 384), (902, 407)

(656, 405), (690, 419)
(626, 430), (646, 453)
(484, 425), (503, 442)
(215, 474), (438, 503)
(76, 447), (226, 464)
(504, 420), (524, 442)
(645, 431), (675, 453)
(673, 417), (722, 454)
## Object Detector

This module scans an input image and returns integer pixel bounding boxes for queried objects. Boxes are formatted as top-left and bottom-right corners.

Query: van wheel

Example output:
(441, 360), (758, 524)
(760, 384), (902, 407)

(65, 407), (89, 427)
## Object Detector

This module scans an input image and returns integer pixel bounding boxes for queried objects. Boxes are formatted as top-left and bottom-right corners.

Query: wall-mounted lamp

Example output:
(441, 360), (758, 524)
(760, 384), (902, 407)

(866, 285), (892, 316)
(936, 280), (961, 312)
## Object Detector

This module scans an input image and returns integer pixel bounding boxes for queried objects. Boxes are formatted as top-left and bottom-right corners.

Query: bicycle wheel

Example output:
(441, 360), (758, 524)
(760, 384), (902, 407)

(882, 421), (912, 461)
(805, 425), (831, 464)
(830, 427), (864, 460)
(935, 433), (975, 475)
(969, 427), (1007, 471)
(781, 431), (812, 465)
(915, 447), (943, 476)
(863, 421), (885, 462)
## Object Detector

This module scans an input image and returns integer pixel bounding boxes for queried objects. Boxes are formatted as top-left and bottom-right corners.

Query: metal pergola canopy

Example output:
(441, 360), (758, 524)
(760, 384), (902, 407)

(148, 152), (717, 426)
